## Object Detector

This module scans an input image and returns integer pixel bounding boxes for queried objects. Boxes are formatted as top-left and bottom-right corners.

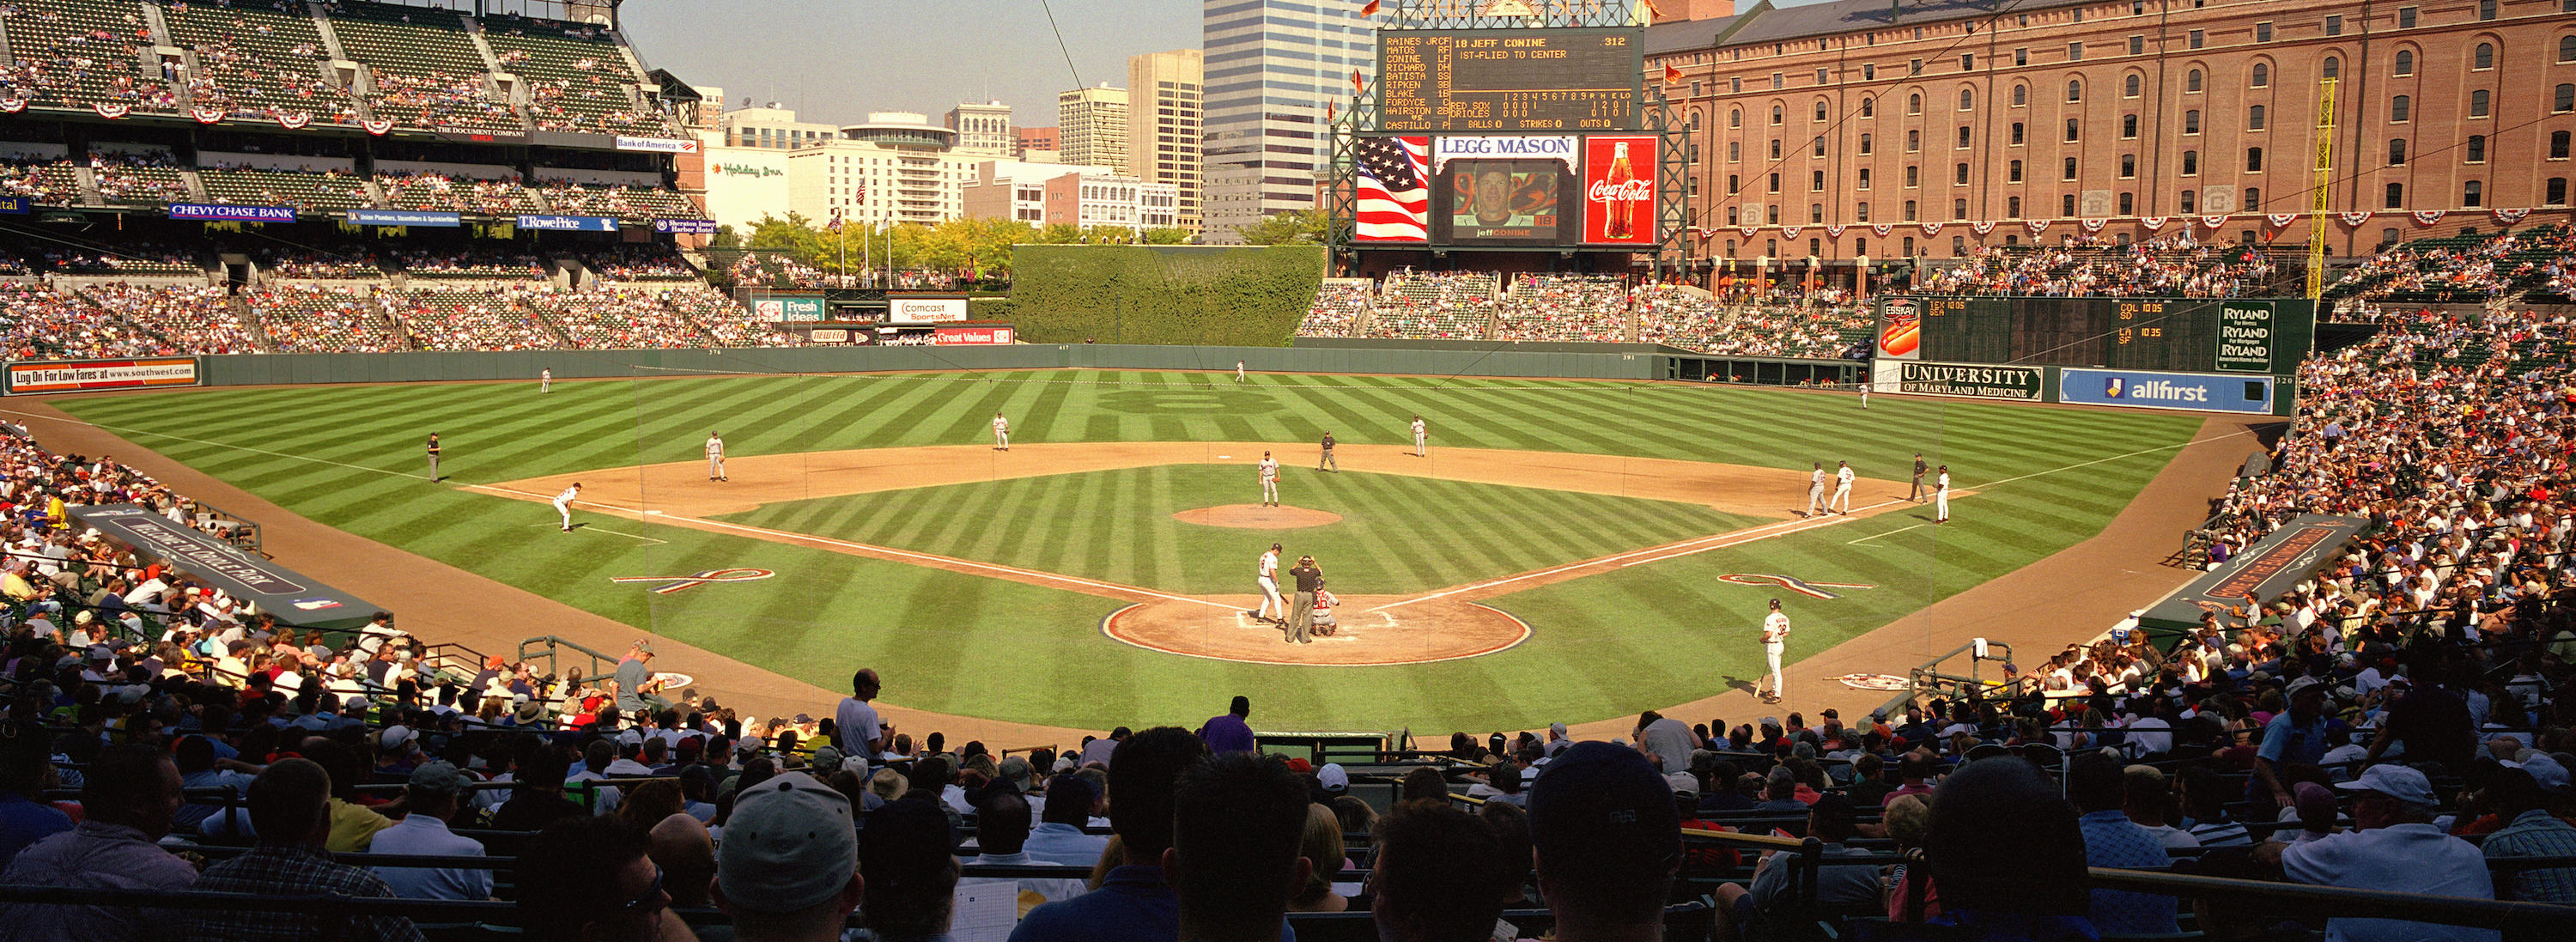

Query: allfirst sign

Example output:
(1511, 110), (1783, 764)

(2060, 368), (2275, 415)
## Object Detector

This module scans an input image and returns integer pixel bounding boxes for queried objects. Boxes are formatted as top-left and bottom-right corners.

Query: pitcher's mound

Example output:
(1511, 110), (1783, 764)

(1103, 594), (1530, 665)
(1173, 504), (1343, 529)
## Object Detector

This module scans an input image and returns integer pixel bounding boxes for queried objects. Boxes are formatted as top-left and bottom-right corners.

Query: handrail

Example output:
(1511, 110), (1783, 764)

(2087, 866), (2575, 932)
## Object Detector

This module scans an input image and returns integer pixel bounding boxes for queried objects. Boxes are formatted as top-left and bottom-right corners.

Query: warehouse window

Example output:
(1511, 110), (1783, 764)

(2388, 138), (2407, 165)
(2394, 50), (2413, 76)
(2251, 63), (2269, 87)
(2249, 105), (2266, 130)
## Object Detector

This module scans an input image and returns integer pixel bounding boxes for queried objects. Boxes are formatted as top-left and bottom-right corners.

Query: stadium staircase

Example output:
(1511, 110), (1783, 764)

(310, 1), (351, 60)
(67, 167), (104, 208)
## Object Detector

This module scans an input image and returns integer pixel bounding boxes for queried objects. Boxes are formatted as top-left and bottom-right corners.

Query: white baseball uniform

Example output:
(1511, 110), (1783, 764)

(705, 435), (726, 480)
(1805, 467), (1826, 517)
(1830, 464), (1855, 514)
(1255, 550), (1285, 620)
(1258, 456), (1279, 506)
(992, 415), (1010, 450)
(1236, 360), (1247, 382)
(1762, 609), (1791, 698)
(554, 485), (579, 531)
(540, 368), (550, 393)
(1411, 418), (1427, 457)
(1936, 471), (1951, 522)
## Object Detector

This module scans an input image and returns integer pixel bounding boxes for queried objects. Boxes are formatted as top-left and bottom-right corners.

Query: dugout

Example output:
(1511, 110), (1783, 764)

(2133, 513), (2371, 644)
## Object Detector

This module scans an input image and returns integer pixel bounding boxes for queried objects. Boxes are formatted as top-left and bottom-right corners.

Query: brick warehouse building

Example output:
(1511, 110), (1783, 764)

(1643, 0), (2576, 271)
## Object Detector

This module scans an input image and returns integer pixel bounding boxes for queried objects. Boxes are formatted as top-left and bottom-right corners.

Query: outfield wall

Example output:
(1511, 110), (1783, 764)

(153, 342), (1664, 387)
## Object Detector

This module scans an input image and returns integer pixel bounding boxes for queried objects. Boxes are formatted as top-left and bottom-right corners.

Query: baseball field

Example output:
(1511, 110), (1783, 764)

(41, 368), (2209, 734)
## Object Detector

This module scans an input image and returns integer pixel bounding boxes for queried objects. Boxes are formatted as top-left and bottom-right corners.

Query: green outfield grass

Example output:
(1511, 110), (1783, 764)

(50, 370), (2207, 732)
(720, 465), (1760, 595)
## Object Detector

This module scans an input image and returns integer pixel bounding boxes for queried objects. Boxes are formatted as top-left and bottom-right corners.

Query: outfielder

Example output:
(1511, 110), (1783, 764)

(540, 368), (550, 393)
(554, 482), (581, 532)
(1828, 460), (1855, 515)
(1236, 360), (1247, 383)
(1804, 462), (1826, 518)
(1258, 451), (1279, 507)
(1935, 465), (1951, 523)
(1910, 453), (1928, 503)
(1759, 599), (1790, 703)
(1410, 415), (1427, 458)
(1247, 543), (1285, 623)
(705, 432), (726, 482)
(992, 412), (1010, 451)
(425, 433), (441, 482)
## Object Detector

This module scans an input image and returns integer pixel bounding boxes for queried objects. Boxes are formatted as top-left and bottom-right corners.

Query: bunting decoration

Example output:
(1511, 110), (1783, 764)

(1781, 225), (1802, 239)
(1869, 223), (1893, 237)
(2080, 218), (2108, 233)
(1688, 226), (1715, 240)
(2199, 215), (2229, 228)
(1917, 222), (1942, 236)
(2494, 207), (2531, 224)
(2024, 219), (2050, 234)
(363, 119), (394, 136)
(2336, 211), (2372, 227)
(0, 100), (24, 113)
(276, 112), (312, 130)
(94, 103), (130, 119)
(2409, 210), (2446, 226)
(191, 108), (225, 124)
(1823, 224), (1845, 238)
(1737, 225), (1760, 239)
(2139, 216), (2170, 231)
(1969, 221), (1996, 236)
(2263, 213), (2300, 228)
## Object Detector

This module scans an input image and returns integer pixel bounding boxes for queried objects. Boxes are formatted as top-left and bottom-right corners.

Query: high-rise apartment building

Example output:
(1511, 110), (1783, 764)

(1056, 84), (1131, 173)
(1200, 0), (1375, 242)
(1015, 126), (1060, 161)
(1127, 49), (1205, 233)
(945, 101), (1014, 158)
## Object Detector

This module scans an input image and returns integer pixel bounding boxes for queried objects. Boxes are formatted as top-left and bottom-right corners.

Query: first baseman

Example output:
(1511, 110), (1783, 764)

(1759, 599), (1790, 703)
(705, 432), (726, 481)
(1828, 460), (1855, 515)
(1248, 543), (1285, 623)
(1411, 416), (1427, 458)
(1804, 462), (1826, 518)
(1935, 465), (1951, 523)
(992, 412), (1010, 451)
(425, 433), (441, 482)
(1258, 451), (1279, 507)
(554, 482), (581, 532)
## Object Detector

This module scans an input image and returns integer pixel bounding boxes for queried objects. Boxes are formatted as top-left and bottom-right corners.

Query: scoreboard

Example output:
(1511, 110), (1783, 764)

(1891, 296), (2316, 374)
(1376, 28), (1643, 133)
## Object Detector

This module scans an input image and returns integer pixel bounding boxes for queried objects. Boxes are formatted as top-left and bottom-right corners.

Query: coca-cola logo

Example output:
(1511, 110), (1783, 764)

(1586, 179), (1652, 203)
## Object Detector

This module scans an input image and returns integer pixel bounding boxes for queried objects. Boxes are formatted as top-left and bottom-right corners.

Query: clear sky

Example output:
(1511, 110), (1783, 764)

(618, 0), (1206, 129)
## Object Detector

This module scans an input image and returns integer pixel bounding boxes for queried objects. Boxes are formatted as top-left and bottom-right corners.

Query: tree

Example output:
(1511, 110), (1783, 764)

(1236, 209), (1327, 246)
(1142, 227), (1195, 245)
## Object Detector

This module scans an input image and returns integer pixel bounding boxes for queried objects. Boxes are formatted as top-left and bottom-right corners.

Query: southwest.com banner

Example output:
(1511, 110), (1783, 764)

(6, 356), (201, 394)
(2060, 368), (2274, 415)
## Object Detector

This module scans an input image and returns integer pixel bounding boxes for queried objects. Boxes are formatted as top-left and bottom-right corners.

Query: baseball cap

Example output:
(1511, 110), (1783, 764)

(812, 745), (845, 771)
(2505, 754), (2573, 795)
(720, 772), (859, 913)
(1528, 741), (1679, 870)
(998, 755), (1034, 790)
(633, 641), (655, 655)
(378, 726), (416, 754)
(2282, 676), (2326, 700)
(1285, 757), (1312, 775)
(1316, 763), (1349, 793)
(408, 761), (470, 796)
(2336, 764), (2437, 805)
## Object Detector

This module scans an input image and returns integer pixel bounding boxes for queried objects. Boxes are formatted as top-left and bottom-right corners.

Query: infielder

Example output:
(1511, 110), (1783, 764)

(1235, 360), (1247, 383)
(540, 368), (550, 393)
(1410, 415), (1427, 458)
(1318, 432), (1337, 472)
(1910, 453), (1929, 503)
(1935, 465), (1951, 523)
(991, 412), (1010, 451)
(554, 482), (581, 532)
(1828, 460), (1855, 515)
(1257, 451), (1279, 507)
(1804, 462), (1826, 518)
(705, 432), (726, 482)
(425, 433), (441, 482)
(1759, 599), (1790, 703)
(1247, 543), (1285, 623)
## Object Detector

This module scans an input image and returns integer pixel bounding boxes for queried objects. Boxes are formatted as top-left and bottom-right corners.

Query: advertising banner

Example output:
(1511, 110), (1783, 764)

(5, 357), (200, 394)
(616, 137), (701, 154)
(2136, 513), (2368, 638)
(70, 505), (374, 632)
(1875, 297), (1923, 360)
(811, 329), (850, 343)
(168, 203), (294, 222)
(934, 324), (1015, 345)
(347, 209), (461, 228)
(1580, 135), (1656, 245)
(890, 297), (968, 323)
(515, 215), (619, 232)
(2215, 301), (2275, 374)
(0, 196), (27, 214)
(754, 297), (825, 322)
(1896, 362), (2044, 401)
(652, 218), (718, 234)
(1431, 136), (1577, 173)
(2060, 368), (2274, 414)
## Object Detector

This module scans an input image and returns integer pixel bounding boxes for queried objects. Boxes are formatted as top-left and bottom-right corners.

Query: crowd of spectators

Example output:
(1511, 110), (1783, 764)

(1298, 272), (1873, 356)
(1295, 282), (1375, 337)
(586, 246), (699, 283)
(395, 248), (544, 282)
(496, 287), (710, 349)
(86, 153), (196, 205)
(76, 283), (258, 355)
(1364, 270), (1499, 341)
(1495, 275), (1630, 343)
(392, 289), (565, 351)
(0, 0), (173, 112)
(246, 283), (406, 353)
(374, 172), (535, 216)
(1920, 235), (2285, 298)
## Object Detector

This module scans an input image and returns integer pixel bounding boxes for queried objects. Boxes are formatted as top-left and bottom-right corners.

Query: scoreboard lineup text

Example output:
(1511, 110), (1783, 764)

(1903, 297), (2315, 374)
(1376, 28), (1644, 132)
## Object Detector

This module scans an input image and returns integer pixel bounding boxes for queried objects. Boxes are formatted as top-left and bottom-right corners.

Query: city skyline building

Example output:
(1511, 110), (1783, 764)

(1200, 0), (1376, 242)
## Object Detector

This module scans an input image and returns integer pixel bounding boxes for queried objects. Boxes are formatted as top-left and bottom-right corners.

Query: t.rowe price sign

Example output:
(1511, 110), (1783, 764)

(1581, 136), (1655, 245)
(890, 298), (967, 323)
(934, 325), (1014, 345)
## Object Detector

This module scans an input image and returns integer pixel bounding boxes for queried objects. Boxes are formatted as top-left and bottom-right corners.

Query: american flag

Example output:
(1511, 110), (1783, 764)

(1354, 136), (1428, 242)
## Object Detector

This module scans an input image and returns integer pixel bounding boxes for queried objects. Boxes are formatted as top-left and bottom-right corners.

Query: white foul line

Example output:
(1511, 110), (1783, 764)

(1849, 523), (1927, 545)
(0, 407), (428, 480)
(530, 523), (668, 545)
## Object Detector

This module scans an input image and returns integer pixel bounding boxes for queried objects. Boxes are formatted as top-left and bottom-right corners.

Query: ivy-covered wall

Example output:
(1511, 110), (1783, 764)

(1008, 244), (1326, 345)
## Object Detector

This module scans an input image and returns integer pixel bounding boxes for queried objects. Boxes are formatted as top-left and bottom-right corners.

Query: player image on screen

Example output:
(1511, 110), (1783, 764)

(1434, 159), (1576, 244)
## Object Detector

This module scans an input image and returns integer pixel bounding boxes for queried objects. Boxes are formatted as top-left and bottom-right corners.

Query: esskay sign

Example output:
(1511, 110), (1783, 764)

(1897, 362), (2044, 400)
(2215, 301), (2275, 373)
(5, 356), (200, 394)
(2061, 368), (2275, 415)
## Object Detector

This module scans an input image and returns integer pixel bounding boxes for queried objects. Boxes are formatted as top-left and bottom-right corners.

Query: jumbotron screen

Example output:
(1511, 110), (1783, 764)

(1376, 27), (1644, 133)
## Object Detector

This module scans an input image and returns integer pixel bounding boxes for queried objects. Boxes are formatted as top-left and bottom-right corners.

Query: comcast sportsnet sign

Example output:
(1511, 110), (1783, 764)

(1581, 136), (1655, 245)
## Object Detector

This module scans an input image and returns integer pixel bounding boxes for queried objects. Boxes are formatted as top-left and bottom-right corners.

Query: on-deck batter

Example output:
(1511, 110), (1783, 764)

(1759, 598), (1790, 703)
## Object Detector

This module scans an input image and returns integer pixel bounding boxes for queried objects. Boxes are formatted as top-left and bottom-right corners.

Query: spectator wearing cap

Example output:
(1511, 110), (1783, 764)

(1011, 726), (1210, 942)
(0, 744), (197, 942)
(715, 771), (864, 942)
(615, 641), (671, 714)
(963, 787), (1090, 913)
(1199, 696), (1257, 755)
(2256, 677), (2334, 808)
(2272, 781), (2341, 848)
(1025, 774), (1110, 866)
(1715, 792), (1880, 942)
(1370, 802), (1510, 942)
(1527, 740), (1679, 942)
(184, 758), (425, 942)
(861, 795), (960, 942)
(2257, 764), (2500, 942)
(368, 761), (489, 902)
(517, 814), (691, 942)
(2069, 752), (2181, 934)
(2479, 756), (2576, 904)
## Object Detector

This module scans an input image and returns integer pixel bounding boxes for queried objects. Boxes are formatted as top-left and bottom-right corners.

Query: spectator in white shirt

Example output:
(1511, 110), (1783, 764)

(369, 762), (491, 902)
